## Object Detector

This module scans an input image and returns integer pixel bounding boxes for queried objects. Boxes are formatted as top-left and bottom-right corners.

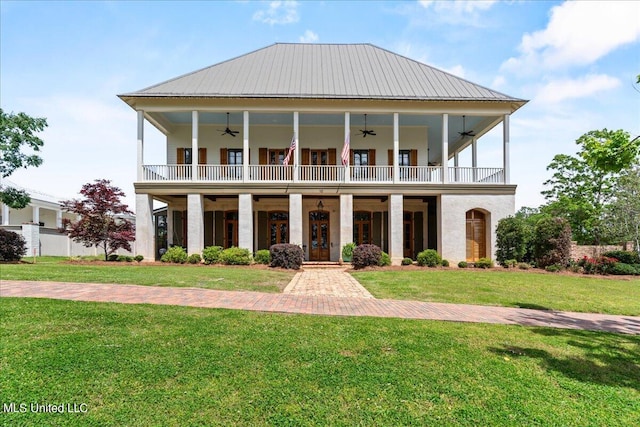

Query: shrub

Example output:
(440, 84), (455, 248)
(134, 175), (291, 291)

(202, 246), (223, 265)
(496, 216), (528, 263)
(254, 249), (271, 265)
(134, 255), (144, 263)
(532, 217), (572, 268)
(416, 249), (442, 267)
(458, 261), (468, 268)
(379, 251), (391, 267)
(609, 262), (639, 276)
(401, 257), (413, 266)
(161, 246), (187, 264)
(475, 258), (494, 269)
(517, 262), (530, 270)
(441, 259), (450, 267)
(0, 229), (26, 261)
(108, 254), (119, 262)
(117, 255), (133, 262)
(187, 253), (202, 264)
(501, 259), (517, 268)
(219, 247), (252, 265)
(341, 242), (356, 260)
(270, 244), (303, 270)
(352, 244), (382, 269)
(603, 250), (640, 265)
(545, 264), (562, 273)
(578, 256), (618, 275)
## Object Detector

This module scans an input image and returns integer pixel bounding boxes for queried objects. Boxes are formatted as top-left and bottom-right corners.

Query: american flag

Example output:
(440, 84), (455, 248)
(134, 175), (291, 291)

(341, 131), (350, 166)
(282, 133), (296, 166)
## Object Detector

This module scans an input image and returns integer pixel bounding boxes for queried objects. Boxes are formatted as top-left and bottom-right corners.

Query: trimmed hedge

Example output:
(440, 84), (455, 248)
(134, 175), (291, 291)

(603, 250), (640, 265)
(202, 246), (223, 265)
(219, 247), (252, 265)
(352, 244), (382, 269)
(401, 257), (413, 266)
(161, 246), (188, 264)
(475, 258), (494, 269)
(416, 249), (441, 267)
(254, 249), (271, 265)
(0, 228), (26, 261)
(270, 244), (303, 270)
(379, 251), (391, 267)
(187, 253), (202, 264)
(609, 262), (639, 276)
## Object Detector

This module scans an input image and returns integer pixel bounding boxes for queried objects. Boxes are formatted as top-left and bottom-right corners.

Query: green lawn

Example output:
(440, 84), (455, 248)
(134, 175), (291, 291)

(1, 298), (638, 426)
(0, 257), (294, 293)
(352, 269), (640, 316)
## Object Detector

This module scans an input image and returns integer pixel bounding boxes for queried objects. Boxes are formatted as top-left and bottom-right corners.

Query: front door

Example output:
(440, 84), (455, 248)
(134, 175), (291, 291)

(403, 211), (414, 258)
(309, 210), (330, 261)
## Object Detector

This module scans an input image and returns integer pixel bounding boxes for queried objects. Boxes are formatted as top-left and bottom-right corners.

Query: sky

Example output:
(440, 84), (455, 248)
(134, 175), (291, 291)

(1, 0), (639, 212)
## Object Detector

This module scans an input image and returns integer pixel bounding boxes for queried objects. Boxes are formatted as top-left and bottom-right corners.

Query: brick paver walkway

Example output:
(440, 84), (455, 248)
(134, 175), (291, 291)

(2, 280), (639, 335)
(284, 268), (374, 298)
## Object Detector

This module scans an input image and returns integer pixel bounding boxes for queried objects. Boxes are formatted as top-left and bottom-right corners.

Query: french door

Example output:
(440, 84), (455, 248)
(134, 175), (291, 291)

(309, 210), (330, 261)
(466, 210), (486, 261)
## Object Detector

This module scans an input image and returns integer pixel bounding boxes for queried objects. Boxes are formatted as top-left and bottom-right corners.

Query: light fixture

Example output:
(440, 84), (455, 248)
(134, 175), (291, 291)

(317, 199), (324, 210)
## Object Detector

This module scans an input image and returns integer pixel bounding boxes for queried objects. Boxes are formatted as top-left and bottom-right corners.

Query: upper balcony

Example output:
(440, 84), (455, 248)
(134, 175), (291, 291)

(140, 164), (505, 184)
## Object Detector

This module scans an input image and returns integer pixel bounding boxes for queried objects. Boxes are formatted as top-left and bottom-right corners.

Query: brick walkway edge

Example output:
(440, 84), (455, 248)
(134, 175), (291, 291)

(2, 280), (639, 335)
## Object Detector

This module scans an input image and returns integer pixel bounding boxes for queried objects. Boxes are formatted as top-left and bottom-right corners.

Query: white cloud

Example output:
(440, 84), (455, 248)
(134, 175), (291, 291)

(535, 74), (621, 104)
(419, 0), (496, 13)
(491, 75), (506, 89)
(253, 1), (299, 25)
(440, 64), (466, 78)
(502, 1), (640, 73)
(299, 30), (318, 43)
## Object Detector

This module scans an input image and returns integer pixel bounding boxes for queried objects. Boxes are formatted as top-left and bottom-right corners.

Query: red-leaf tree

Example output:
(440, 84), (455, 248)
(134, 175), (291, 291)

(60, 179), (135, 260)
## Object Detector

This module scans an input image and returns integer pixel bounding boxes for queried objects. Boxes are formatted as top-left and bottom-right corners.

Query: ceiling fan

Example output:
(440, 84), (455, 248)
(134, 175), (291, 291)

(218, 112), (239, 137)
(458, 115), (476, 137)
(358, 114), (376, 138)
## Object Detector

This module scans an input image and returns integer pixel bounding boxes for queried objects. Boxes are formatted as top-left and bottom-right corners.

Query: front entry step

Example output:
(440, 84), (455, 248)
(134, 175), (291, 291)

(303, 261), (346, 269)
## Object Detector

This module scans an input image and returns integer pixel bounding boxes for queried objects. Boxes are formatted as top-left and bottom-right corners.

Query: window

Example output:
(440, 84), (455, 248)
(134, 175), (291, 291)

(269, 149), (286, 165)
(353, 150), (369, 166)
(227, 149), (243, 165)
(225, 211), (239, 248)
(268, 211), (288, 246)
(399, 150), (410, 166)
(353, 211), (372, 245)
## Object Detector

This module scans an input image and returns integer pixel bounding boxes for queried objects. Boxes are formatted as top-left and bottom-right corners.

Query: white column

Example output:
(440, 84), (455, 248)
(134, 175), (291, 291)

(389, 194), (403, 265)
(192, 111), (199, 181)
(187, 194), (204, 255)
(453, 152), (459, 182)
(344, 112), (350, 183)
(243, 111), (249, 182)
(166, 208), (174, 246)
(56, 210), (62, 228)
(2, 203), (10, 225)
(442, 113), (449, 184)
(137, 110), (144, 181)
(339, 194), (353, 262)
(289, 194), (303, 246)
(238, 194), (253, 253)
(472, 138), (478, 182)
(503, 114), (510, 184)
(393, 113), (399, 184)
(135, 193), (154, 261)
(32, 205), (40, 224)
(293, 111), (299, 182)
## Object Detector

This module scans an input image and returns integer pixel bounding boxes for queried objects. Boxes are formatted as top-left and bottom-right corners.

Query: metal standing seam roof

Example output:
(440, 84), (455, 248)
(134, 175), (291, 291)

(121, 43), (524, 102)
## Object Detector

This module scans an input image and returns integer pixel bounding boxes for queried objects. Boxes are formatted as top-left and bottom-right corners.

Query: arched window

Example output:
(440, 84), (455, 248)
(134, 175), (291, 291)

(466, 209), (486, 261)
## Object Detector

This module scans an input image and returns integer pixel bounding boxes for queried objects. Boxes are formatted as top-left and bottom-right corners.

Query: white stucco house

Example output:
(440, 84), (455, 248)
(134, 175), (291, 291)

(119, 43), (526, 264)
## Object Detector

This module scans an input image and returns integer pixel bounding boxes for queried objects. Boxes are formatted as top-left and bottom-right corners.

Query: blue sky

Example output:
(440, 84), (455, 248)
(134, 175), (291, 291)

(1, 0), (639, 210)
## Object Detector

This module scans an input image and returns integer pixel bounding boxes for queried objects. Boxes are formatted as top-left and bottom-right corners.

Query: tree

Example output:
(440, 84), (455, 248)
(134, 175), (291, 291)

(61, 179), (135, 260)
(532, 217), (572, 268)
(542, 129), (639, 245)
(603, 165), (640, 255)
(0, 109), (48, 208)
(495, 216), (528, 264)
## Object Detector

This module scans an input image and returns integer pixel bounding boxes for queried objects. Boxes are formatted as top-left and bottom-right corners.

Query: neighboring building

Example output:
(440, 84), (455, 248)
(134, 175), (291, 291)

(119, 43), (527, 264)
(0, 181), (135, 257)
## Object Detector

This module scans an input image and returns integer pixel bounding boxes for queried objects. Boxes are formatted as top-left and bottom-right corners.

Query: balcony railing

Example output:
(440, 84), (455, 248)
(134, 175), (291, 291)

(141, 165), (506, 184)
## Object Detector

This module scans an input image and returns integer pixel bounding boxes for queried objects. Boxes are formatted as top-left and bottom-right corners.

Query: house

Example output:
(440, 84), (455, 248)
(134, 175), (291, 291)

(119, 43), (527, 264)
(0, 180), (135, 257)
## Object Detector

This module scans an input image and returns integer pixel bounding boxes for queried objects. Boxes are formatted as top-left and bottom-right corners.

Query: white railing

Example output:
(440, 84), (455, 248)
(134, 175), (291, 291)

(399, 166), (442, 183)
(199, 165), (243, 181)
(350, 166), (393, 182)
(142, 165), (192, 181)
(141, 164), (505, 184)
(449, 167), (504, 183)
(299, 165), (344, 182)
(249, 165), (293, 181)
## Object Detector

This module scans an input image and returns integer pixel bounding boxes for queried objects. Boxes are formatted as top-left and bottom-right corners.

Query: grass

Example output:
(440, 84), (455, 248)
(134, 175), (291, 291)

(0, 257), (294, 293)
(352, 269), (640, 316)
(1, 298), (638, 426)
